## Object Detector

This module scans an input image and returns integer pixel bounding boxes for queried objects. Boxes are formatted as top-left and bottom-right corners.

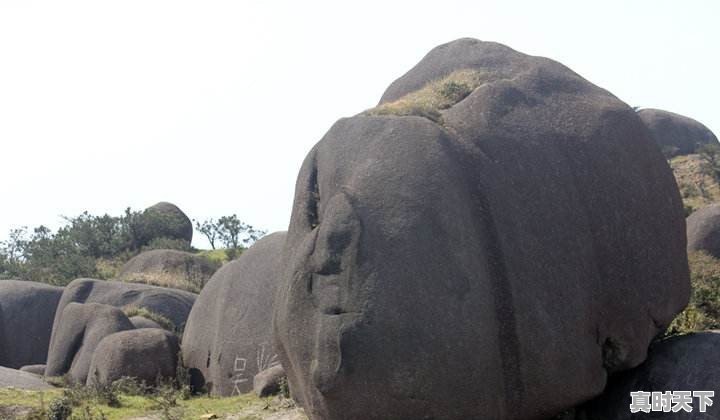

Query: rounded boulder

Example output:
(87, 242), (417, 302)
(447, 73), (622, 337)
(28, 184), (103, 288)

(45, 302), (134, 383)
(274, 38), (690, 420)
(182, 232), (285, 396)
(117, 249), (219, 293)
(0, 280), (63, 369)
(637, 108), (718, 157)
(87, 328), (180, 387)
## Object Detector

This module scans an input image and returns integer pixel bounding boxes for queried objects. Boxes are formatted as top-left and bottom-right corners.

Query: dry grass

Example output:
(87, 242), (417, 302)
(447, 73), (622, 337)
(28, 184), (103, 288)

(123, 306), (176, 332)
(666, 251), (720, 336)
(670, 154), (720, 213)
(364, 69), (487, 124)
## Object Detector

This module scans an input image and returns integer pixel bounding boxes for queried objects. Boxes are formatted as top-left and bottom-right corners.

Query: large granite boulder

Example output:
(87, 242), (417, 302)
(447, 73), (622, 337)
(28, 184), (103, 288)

(637, 108), (718, 157)
(0, 366), (51, 390)
(19, 364), (46, 376)
(686, 203), (720, 258)
(0, 280), (63, 368)
(576, 331), (720, 419)
(182, 232), (285, 396)
(117, 249), (219, 292)
(45, 302), (134, 383)
(273, 38), (690, 420)
(49, 278), (197, 334)
(87, 328), (180, 386)
(139, 201), (194, 245)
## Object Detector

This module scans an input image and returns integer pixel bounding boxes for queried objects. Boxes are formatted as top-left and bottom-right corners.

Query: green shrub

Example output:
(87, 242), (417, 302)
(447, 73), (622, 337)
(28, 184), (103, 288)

(666, 250), (720, 336)
(47, 396), (72, 420)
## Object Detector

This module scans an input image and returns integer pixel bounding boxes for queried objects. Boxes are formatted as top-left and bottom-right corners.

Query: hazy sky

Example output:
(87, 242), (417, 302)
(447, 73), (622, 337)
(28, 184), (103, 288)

(1, 0), (718, 249)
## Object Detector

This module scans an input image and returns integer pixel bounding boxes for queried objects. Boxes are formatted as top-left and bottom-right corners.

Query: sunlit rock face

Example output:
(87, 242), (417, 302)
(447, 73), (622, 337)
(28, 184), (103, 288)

(273, 38), (690, 420)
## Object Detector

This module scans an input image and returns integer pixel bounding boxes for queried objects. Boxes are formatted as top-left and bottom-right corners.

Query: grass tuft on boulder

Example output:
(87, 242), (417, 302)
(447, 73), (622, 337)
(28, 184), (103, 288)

(364, 69), (486, 124)
(123, 306), (176, 333)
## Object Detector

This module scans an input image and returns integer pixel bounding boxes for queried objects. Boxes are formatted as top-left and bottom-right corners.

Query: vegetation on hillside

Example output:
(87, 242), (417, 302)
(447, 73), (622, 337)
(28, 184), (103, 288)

(666, 250), (720, 336)
(0, 209), (264, 288)
(670, 145), (720, 215)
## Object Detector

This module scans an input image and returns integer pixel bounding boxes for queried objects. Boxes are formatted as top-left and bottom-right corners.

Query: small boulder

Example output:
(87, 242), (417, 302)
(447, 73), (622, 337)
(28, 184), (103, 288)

(19, 365), (46, 376)
(87, 328), (180, 387)
(45, 302), (134, 383)
(576, 331), (720, 419)
(0, 280), (63, 368)
(637, 108), (718, 157)
(254, 364), (286, 398)
(139, 202), (194, 245)
(182, 232), (286, 396)
(117, 249), (219, 292)
(0, 366), (51, 390)
(50, 278), (197, 335)
(687, 203), (720, 258)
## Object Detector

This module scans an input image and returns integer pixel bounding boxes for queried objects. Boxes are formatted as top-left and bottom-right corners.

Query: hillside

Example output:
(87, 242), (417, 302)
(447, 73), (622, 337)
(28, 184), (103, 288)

(670, 153), (720, 214)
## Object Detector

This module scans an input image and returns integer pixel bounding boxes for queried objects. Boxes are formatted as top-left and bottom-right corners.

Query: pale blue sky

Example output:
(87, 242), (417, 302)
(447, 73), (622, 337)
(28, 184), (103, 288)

(0, 0), (718, 249)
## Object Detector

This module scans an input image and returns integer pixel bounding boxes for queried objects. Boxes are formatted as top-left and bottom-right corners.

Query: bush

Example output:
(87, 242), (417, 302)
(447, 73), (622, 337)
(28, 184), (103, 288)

(666, 250), (720, 336)
(47, 396), (72, 420)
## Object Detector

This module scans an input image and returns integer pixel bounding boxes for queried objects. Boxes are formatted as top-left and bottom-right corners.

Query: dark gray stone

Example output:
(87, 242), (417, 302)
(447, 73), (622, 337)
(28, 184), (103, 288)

(140, 201), (193, 245)
(19, 365), (46, 376)
(637, 108), (718, 157)
(87, 328), (180, 386)
(49, 278), (196, 335)
(182, 232), (285, 396)
(254, 364), (286, 398)
(117, 249), (219, 292)
(576, 331), (720, 419)
(686, 203), (720, 258)
(45, 302), (134, 383)
(0, 366), (51, 390)
(274, 38), (690, 420)
(0, 280), (62, 369)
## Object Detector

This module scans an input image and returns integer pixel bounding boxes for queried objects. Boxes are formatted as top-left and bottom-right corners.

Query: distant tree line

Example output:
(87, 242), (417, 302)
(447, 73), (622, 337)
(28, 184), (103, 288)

(0, 209), (264, 286)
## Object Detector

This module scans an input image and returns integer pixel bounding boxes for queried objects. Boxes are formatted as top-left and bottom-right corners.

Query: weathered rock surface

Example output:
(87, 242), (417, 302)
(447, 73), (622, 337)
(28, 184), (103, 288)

(576, 331), (720, 419)
(0, 280), (63, 369)
(182, 232), (285, 396)
(254, 364), (286, 398)
(19, 365), (46, 376)
(129, 316), (163, 330)
(139, 201), (194, 245)
(87, 328), (180, 386)
(637, 108), (718, 157)
(0, 366), (51, 390)
(686, 203), (720, 258)
(274, 38), (690, 420)
(45, 302), (134, 383)
(117, 249), (219, 292)
(49, 278), (196, 335)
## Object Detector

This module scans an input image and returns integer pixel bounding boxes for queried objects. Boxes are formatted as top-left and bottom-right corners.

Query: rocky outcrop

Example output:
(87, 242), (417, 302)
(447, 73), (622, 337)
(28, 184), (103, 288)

(274, 38), (690, 420)
(182, 232), (285, 396)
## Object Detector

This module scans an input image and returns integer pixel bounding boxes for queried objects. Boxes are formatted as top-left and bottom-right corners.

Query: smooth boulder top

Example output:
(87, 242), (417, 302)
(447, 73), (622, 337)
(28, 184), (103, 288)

(0, 280), (63, 369)
(686, 203), (720, 258)
(49, 278), (197, 336)
(0, 366), (51, 390)
(637, 108), (718, 156)
(45, 302), (134, 383)
(19, 365), (46, 376)
(577, 331), (720, 419)
(182, 232), (286, 396)
(117, 249), (219, 292)
(141, 201), (194, 244)
(274, 38), (689, 420)
(129, 316), (163, 330)
(87, 328), (180, 386)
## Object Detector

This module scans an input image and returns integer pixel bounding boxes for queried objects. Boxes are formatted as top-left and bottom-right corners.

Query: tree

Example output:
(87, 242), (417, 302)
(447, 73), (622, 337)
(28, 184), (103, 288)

(699, 143), (720, 183)
(216, 215), (266, 250)
(194, 218), (219, 250)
